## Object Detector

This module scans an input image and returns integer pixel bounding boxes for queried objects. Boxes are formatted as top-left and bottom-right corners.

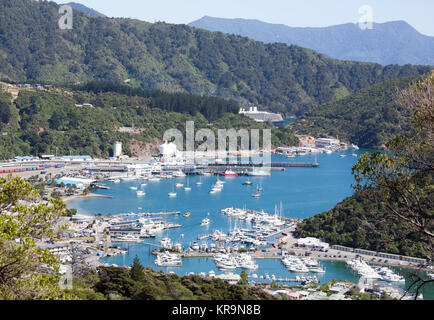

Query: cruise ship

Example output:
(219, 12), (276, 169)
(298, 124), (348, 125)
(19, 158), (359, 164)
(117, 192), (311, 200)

(239, 106), (284, 126)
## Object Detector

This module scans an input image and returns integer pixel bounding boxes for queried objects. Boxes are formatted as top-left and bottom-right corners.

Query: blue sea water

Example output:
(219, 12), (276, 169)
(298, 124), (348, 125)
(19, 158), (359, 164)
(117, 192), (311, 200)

(67, 149), (433, 299)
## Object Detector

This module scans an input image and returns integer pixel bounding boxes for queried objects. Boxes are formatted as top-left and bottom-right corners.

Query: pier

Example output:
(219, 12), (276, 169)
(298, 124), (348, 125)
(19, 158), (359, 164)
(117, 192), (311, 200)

(207, 162), (319, 168)
(99, 211), (181, 219)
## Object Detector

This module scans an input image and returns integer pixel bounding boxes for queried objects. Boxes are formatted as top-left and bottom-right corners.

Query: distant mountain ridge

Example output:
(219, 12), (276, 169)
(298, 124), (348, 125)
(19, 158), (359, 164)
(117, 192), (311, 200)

(63, 2), (106, 17)
(189, 16), (434, 66)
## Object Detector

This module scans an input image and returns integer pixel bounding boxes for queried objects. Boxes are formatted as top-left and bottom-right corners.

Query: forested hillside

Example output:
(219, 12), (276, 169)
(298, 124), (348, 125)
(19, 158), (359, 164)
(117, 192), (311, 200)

(0, 83), (298, 159)
(296, 186), (432, 259)
(290, 76), (424, 148)
(0, 0), (431, 115)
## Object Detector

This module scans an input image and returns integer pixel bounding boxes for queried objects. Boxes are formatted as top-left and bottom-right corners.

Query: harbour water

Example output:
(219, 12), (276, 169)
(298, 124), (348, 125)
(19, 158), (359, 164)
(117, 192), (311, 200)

(68, 149), (434, 299)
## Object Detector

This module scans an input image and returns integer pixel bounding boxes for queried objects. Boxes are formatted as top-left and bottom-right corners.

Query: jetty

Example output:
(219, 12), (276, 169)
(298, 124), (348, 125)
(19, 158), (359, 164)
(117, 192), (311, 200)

(207, 162), (319, 168)
(99, 211), (181, 219)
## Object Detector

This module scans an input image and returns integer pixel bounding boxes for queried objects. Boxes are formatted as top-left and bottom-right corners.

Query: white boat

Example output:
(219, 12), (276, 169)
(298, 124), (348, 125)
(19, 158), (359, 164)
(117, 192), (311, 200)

(184, 179), (191, 191)
(375, 266), (405, 282)
(248, 169), (271, 176)
(281, 256), (309, 273)
(128, 186), (138, 190)
(191, 242), (200, 250)
(346, 257), (382, 279)
(303, 257), (320, 267)
(141, 183), (147, 187)
(136, 190), (146, 196)
(112, 234), (142, 243)
(149, 177), (161, 182)
(308, 266), (326, 273)
(155, 251), (182, 267)
(122, 176), (136, 181)
(175, 183), (184, 188)
(160, 237), (172, 249)
(235, 253), (258, 270)
(214, 254), (238, 270)
(201, 218), (210, 226)
(168, 184), (177, 197)
(173, 170), (186, 177)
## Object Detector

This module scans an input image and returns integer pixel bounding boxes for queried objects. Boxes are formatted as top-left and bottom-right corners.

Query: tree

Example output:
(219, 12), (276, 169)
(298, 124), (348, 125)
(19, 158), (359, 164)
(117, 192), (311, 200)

(237, 270), (248, 287)
(352, 72), (434, 298)
(130, 255), (145, 282)
(0, 175), (75, 299)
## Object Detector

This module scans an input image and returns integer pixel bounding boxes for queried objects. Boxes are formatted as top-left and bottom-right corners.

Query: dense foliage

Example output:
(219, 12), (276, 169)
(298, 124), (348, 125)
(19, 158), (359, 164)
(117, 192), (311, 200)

(0, 175), (74, 300)
(0, 85), (298, 159)
(68, 265), (274, 300)
(73, 81), (240, 121)
(290, 76), (424, 148)
(0, 0), (431, 115)
(297, 74), (434, 260)
(296, 189), (432, 259)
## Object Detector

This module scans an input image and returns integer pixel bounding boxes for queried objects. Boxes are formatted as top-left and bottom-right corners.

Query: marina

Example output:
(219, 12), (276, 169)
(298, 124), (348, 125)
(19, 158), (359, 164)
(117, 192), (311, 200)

(67, 150), (434, 299)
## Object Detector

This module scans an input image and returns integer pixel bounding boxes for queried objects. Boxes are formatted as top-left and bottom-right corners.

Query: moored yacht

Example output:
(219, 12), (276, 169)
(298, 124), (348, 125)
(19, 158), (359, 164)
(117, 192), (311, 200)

(201, 218), (210, 226)
(155, 251), (182, 267)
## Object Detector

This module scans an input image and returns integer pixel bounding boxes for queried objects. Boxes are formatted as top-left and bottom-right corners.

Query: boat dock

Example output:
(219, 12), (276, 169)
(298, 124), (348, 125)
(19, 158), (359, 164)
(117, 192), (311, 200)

(207, 162), (319, 168)
(99, 211), (181, 219)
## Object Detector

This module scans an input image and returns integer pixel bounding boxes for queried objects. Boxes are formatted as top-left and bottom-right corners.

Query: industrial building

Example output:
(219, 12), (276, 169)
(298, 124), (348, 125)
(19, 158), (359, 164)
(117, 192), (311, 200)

(159, 141), (178, 158)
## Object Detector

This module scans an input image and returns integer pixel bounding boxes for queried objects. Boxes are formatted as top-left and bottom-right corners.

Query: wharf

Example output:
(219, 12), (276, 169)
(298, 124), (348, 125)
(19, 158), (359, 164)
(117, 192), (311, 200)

(208, 162), (319, 168)
(99, 211), (181, 219)
(245, 209), (300, 223)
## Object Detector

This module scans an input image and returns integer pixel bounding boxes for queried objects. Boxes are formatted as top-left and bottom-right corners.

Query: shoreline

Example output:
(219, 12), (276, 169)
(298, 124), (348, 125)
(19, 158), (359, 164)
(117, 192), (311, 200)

(63, 193), (113, 202)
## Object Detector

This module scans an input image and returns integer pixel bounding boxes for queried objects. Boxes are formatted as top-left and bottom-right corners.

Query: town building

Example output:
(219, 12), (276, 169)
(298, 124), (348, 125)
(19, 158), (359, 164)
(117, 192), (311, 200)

(296, 237), (330, 250)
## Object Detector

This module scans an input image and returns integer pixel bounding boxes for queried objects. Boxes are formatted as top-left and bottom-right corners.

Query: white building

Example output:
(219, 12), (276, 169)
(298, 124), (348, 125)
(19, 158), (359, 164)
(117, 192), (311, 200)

(113, 142), (122, 158)
(159, 141), (177, 158)
(297, 237), (329, 250)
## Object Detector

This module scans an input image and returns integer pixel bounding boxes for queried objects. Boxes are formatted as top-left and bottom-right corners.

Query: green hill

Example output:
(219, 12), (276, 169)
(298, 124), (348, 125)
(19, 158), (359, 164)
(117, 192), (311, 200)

(0, 83), (298, 159)
(290, 76), (424, 148)
(68, 265), (274, 300)
(0, 0), (431, 115)
(296, 186), (432, 259)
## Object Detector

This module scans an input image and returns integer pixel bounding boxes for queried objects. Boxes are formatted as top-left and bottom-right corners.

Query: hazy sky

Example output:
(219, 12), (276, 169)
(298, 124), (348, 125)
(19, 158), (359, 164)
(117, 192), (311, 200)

(56, 0), (434, 36)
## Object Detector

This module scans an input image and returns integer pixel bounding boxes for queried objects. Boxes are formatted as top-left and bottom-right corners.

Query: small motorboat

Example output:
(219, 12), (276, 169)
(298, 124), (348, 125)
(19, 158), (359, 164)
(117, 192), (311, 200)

(252, 194), (261, 198)
(183, 212), (191, 217)
(201, 218), (210, 226)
